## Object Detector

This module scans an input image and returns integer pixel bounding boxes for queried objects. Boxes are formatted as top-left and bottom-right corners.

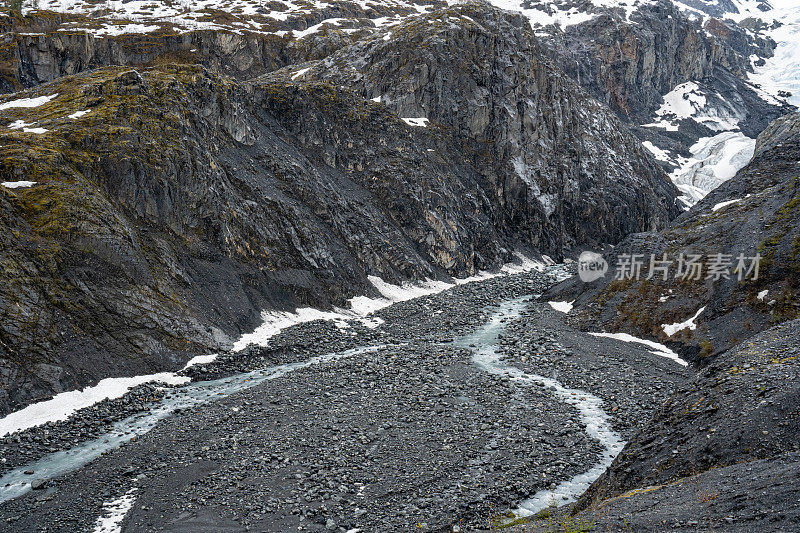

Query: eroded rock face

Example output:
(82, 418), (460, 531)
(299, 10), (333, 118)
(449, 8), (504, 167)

(536, 0), (782, 126)
(548, 111), (800, 361)
(284, 2), (681, 252)
(0, 51), (677, 413)
(0, 65), (501, 414)
(0, 10), (375, 93)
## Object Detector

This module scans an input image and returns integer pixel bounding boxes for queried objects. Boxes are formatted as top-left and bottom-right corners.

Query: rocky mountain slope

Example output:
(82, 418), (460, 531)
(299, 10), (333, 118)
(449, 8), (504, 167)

(0, 1), (797, 530)
(532, 0), (795, 206)
(2, 0), (795, 207)
(277, 3), (681, 250)
(0, 3), (682, 415)
(548, 110), (800, 363)
(564, 315), (800, 531)
(536, 0), (776, 122)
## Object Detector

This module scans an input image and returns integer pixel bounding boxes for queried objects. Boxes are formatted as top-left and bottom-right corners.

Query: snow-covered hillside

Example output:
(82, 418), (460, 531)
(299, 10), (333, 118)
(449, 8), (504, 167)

(641, 0), (800, 204)
(23, 0), (440, 35)
(722, 0), (800, 107)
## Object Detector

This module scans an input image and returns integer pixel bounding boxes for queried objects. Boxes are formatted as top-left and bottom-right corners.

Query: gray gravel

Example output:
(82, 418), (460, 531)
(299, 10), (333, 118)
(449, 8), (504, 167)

(0, 269), (689, 532)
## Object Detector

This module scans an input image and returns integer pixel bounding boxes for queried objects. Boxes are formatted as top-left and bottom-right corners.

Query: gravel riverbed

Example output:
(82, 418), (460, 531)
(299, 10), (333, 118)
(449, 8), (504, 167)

(0, 268), (690, 532)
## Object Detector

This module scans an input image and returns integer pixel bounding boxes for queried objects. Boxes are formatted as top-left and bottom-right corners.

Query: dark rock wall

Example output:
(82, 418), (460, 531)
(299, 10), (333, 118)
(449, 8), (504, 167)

(0, 3), (683, 413)
(548, 112), (800, 362)
(291, 3), (681, 252)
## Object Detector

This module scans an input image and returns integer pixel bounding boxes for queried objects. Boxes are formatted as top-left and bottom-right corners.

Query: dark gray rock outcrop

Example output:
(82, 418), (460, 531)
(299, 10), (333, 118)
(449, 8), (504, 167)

(282, 2), (681, 252)
(535, 0), (786, 124)
(548, 111), (800, 362)
(0, 7), (679, 415)
(0, 64), (502, 414)
(575, 316), (800, 526)
(0, 8), (388, 93)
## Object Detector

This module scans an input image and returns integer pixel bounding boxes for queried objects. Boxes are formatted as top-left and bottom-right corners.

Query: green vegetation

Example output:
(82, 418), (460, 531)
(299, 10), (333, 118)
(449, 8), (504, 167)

(487, 503), (595, 532)
(7, 0), (23, 14)
(699, 338), (714, 358)
(528, 512), (596, 532)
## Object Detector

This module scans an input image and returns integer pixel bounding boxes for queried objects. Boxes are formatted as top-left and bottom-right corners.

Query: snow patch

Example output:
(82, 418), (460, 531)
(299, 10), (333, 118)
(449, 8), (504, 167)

(711, 198), (743, 212)
(92, 488), (137, 533)
(642, 141), (673, 163)
(291, 67), (311, 80)
(0, 94), (57, 111)
(91, 23), (160, 37)
(662, 306), (705, 337)
(588, 332), (688, 366)
(0, 373), (190, 437)
(1, 181), (36, 189)
(482, 0), (611, 30)
(360, 317), (385, 329)
(293, 18), (345, 38)
(68, 109), (90, 119)
(7, 120), (49, 134)
(656, 81), (706, 121)
(645, 82), (742, 132)
(401, 117), (429, 127)
(181, 354), (219, 369)
(548, 301), (574, 313)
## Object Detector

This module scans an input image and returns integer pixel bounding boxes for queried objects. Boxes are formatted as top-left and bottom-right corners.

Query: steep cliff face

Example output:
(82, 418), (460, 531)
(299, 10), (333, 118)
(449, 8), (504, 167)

(0, 10), (371, 94)
(528, 0), (792, 207)
(475, 0), (786, 126)
(285, 2), (681, 252)
(2, 1), (790, 204)
(548, 111), (800, 361)
(0, 7), (679, 413)
(542, 3), (719, 119)
(0, 63), (511, 414)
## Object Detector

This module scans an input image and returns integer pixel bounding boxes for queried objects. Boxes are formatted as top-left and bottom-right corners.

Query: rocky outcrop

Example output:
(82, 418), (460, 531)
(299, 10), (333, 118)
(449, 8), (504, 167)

(548, 111), (800, 361)
(284, 2), (681, 252)
(537, 0), (784, 127)
(0, 8), (679, 415)
(0, 64), (500, 414)
(575, 316), (800, 525)
(0, 8), (382, 93)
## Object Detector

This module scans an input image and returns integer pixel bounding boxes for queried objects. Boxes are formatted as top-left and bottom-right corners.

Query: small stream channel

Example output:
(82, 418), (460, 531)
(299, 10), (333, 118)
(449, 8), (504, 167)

(453, 296), (625, 517)
(1, 294), (624, 521)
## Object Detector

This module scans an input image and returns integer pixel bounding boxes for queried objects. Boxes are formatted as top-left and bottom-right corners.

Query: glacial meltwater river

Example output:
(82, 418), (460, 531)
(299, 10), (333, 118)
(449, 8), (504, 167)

(0, 295), (624, 521)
